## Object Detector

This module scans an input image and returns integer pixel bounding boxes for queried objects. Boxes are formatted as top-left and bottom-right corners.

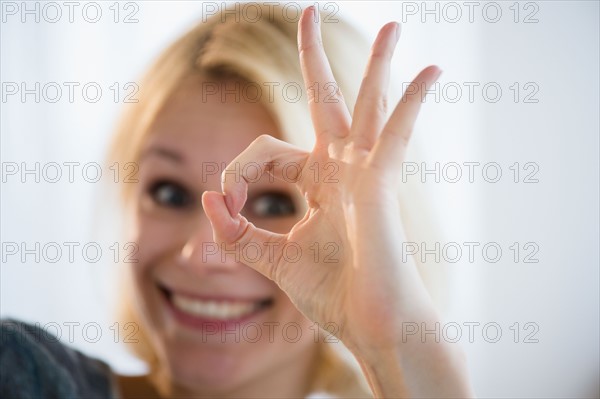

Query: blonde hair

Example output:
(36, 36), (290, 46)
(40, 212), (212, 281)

(108, 4), (445, 398)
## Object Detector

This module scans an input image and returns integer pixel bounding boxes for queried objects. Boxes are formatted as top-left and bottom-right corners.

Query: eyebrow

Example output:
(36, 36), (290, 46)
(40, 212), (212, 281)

(140, 146), (185, 164)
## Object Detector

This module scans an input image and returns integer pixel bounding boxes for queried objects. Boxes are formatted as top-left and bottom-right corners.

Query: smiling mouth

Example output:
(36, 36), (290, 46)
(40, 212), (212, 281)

(159, 285), (274, 322)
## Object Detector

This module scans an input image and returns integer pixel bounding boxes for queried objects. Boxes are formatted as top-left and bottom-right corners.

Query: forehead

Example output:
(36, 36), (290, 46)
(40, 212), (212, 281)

(145, 74), (280, 165)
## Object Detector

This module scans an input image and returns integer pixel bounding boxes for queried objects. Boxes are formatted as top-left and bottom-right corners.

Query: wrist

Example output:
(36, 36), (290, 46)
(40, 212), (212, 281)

(351, 339), (473, 398)
(353, 347), (408, 398)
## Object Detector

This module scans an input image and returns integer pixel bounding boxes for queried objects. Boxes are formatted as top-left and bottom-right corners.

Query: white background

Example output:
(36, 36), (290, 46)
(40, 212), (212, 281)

(1, 1), (598, 397)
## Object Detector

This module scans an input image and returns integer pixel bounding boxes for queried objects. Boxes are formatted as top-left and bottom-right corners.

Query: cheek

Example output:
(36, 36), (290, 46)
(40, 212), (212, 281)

(129, 207), (193, 271)
(250, 216), (299, 235)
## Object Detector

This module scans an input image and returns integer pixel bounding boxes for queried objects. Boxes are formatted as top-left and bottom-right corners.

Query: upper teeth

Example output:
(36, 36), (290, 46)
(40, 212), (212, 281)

(172, 295), (260, 320)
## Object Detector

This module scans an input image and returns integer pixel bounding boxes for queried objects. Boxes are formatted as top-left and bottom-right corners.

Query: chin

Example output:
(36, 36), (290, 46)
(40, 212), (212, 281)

(160, 339), (273, 395)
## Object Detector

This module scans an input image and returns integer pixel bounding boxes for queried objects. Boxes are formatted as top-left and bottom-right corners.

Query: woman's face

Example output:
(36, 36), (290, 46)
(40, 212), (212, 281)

(128, 75), (317, 396)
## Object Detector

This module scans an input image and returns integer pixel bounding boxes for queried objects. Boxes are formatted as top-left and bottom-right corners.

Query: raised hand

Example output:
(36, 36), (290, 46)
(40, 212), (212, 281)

(203, 6), (438, 352)
(202, 7), (473, 397)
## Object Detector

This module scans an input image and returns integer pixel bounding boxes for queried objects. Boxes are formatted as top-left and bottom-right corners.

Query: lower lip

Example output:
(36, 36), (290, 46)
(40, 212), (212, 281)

(161, 291), (269, 332)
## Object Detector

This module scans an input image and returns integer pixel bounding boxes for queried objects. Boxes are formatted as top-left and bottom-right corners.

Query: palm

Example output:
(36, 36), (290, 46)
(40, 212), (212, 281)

(202, 7), (441, 353)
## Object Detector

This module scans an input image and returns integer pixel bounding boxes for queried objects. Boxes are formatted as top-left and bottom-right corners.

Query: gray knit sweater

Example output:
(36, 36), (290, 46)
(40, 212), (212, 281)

(0, 319), (117, 398)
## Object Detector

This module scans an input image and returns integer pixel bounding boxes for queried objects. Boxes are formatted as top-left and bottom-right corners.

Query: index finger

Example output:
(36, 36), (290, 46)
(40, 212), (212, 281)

(221, 135), (309, 217)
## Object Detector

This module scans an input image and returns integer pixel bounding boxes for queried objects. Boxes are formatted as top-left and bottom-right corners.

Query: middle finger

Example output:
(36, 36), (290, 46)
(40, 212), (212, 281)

(298, 6), (351, 142)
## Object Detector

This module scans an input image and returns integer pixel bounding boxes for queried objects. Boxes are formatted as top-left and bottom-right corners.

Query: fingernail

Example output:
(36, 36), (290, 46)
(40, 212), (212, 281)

(395, 22), (401, 41)
(309, 5), (319, 24)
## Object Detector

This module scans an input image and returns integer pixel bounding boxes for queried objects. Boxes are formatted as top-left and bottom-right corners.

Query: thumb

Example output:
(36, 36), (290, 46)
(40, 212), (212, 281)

(202, 190), (287, 281)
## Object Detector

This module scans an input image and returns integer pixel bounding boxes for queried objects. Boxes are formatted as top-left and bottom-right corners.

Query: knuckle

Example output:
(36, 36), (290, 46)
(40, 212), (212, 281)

(358, 89), (388, 116)
(374, 94), (388, 115)
(370, 48), (394, 62)
(298, 38), (323, 57)
(253, 134), (274, 148)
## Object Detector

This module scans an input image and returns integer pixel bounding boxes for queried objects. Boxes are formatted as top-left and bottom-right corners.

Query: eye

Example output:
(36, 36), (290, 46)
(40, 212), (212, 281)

(247, 192), (296, 218)
(148, 180), (193, 209)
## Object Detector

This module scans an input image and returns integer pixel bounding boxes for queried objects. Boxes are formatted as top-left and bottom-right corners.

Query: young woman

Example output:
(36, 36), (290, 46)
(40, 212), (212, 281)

(1, 4), (473, 398)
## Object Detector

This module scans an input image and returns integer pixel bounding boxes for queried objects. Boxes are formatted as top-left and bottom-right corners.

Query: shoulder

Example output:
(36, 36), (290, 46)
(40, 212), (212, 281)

(0, 318), (117, 398)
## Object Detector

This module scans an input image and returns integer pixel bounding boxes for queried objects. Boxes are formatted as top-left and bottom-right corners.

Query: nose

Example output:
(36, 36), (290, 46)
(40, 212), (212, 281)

(177, 216), (240, 271)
